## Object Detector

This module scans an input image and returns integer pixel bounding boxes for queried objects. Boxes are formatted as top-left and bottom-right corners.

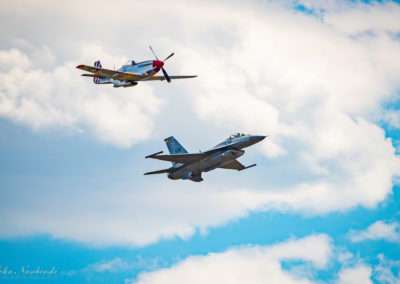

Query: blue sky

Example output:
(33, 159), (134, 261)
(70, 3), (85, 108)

(1, 0), (400, 283)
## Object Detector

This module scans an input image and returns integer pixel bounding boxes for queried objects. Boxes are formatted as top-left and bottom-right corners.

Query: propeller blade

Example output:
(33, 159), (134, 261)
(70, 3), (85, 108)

(162, 67), (171, 83)
(149, 45), (159, 60)
(164, 52), (174, 61)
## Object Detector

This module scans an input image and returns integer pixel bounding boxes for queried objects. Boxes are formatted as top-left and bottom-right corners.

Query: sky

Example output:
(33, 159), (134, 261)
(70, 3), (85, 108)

(0, 0), (400, 283)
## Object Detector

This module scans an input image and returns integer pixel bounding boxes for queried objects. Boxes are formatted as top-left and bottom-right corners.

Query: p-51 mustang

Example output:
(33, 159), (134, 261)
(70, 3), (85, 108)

(76, 46), (197, 88)
(145, 133), (267, 182)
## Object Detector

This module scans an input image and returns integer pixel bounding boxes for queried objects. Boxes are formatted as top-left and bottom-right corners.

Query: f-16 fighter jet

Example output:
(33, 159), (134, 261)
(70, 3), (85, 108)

(145, 133), (266, 182)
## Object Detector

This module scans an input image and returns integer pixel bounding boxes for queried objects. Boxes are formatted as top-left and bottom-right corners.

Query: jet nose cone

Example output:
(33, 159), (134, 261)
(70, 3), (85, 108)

(252, 135), (267, 143)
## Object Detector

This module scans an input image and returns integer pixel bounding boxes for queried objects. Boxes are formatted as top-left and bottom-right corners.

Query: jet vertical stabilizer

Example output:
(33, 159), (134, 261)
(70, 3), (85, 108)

(164, 136), (188, 167)
(164, 136), (188, 154)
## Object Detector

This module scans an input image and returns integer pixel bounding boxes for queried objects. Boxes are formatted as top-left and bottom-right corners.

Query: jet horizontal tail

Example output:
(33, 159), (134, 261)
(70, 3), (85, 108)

(145, 151), (163, 158)
(146, 153), (207, 164)
(144, 168), (172, 175)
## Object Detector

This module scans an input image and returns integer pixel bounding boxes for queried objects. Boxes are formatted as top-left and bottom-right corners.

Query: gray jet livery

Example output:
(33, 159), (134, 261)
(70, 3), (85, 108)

(145, 133), (266, 182)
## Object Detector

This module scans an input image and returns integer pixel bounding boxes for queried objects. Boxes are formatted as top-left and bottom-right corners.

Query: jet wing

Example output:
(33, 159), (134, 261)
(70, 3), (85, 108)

(76, 65), (145, 81)
(144, 75), (197, 81)
(147, 153), (208, 164)
(219, 159), (245, 170)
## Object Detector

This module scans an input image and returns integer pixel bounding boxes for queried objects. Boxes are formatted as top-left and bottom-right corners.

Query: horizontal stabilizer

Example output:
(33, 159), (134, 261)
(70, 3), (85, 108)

(145, 151), (163, 158)
(146, 153), (207, 164)
(144, 168), (172, 175)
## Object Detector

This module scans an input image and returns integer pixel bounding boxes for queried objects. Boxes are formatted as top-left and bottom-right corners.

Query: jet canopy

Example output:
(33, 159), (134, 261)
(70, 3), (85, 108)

(226, 133), (246, 140)
(122, 60), (137, 67)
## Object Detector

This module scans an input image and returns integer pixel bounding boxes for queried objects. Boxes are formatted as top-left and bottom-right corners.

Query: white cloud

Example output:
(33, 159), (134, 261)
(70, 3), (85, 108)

(349, 220), (400, 243)
(0, 47), (162, 147)
(87, 258), (132, 273)
(0, 49), (31, 71)
(128, 234), (376, 284)
(384, 110), (400, 129)
(83, 256), (162, 274)
(131, 234), (332, 284)
(337, 265), (373, 284)
(374, 254), (400, 284)
(0, 0), (399, 246)
(324, 1), (400, 35)
(78, 237), (400, 284)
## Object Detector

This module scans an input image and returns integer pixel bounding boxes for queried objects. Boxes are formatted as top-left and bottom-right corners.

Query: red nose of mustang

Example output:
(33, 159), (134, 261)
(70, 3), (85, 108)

(153, 60), (164, 69)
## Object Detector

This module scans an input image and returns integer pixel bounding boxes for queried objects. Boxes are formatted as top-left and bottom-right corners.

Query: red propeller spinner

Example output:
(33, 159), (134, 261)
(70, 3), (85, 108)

(152, 60), (164, 71)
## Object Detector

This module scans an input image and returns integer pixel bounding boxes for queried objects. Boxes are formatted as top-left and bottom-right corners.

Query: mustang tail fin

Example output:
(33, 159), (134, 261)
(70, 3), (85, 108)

(93, 61), (102, 84)
(94, 60), (102, 68)
(164, 136), (188, 154)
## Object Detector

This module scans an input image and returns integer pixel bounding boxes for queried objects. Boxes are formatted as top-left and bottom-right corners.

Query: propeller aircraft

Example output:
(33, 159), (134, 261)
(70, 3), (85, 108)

(76, 46), (197, 88)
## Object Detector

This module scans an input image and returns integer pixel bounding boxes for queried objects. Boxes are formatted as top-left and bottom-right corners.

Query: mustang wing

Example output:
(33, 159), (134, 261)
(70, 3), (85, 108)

(144, 75), (197, 81)
(147, 153), (208, 164)
(76, 65), (145, 81)
(219, 160), (245, 170)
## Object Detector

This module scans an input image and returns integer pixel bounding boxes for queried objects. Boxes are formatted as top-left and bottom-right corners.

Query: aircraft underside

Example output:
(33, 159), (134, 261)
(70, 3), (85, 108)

(167, 149), (244, 182)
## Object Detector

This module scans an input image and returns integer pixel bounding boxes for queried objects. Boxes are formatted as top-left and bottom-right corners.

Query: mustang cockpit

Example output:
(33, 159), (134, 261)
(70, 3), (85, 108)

(123, 60), (137, 66)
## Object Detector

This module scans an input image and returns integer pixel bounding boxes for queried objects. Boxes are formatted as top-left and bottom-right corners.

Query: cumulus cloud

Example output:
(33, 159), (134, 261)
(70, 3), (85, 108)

(130, 234), (332, 284)
(0, 47), (161, 147)
(337, 265), (373, 284)
(349, 221), (400, 243)
(0, 0), (399, 246)
(70, 236), (399, 284)
(384, 110), (400, 129)
(0, 49), (31, 71)
(0, 46), (162, 147)
(374, 254), (400, 284)
(1, 185), (264, 246)
(128, 234), (376, 284)
(184, 0), (400, 213)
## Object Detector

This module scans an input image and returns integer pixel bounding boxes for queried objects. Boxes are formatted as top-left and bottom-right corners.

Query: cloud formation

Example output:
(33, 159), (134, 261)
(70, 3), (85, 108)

(0, 0), (399, 246)
(349, 220), (400, 243)
(132, 234), (331, 284)
(0, 46), (162, 147)
(130, 234), (375, 284)
(337, 265), (373, 284)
